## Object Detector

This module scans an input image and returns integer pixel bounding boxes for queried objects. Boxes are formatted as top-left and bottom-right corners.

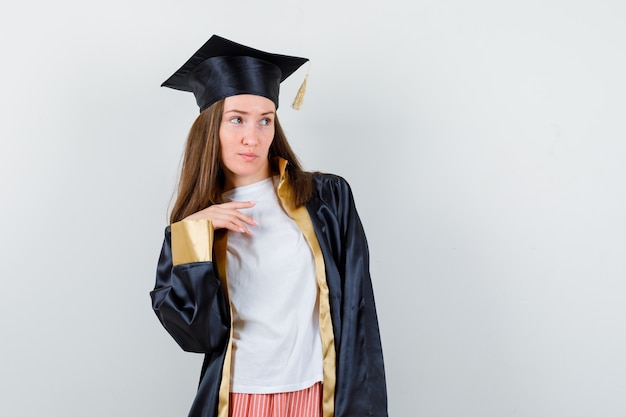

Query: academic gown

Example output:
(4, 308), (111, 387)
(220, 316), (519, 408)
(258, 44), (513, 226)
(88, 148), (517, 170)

(151, 160), (388, 417)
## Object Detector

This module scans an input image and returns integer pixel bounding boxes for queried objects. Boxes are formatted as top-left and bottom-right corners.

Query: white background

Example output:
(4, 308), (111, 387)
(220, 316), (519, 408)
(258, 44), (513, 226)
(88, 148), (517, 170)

(1, 1), (625, 416)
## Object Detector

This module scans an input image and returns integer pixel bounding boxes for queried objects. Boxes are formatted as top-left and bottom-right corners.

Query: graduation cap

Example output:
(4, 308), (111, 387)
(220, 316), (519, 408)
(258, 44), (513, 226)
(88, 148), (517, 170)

(162, 35), (309, 112)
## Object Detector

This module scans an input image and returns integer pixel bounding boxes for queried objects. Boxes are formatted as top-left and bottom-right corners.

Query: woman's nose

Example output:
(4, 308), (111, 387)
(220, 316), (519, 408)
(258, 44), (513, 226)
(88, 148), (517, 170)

(242, 126), (258, 146)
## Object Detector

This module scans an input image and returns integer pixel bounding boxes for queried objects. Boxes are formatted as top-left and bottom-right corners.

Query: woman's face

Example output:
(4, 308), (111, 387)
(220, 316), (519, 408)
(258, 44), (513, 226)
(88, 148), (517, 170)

(219, 94), (276, 190)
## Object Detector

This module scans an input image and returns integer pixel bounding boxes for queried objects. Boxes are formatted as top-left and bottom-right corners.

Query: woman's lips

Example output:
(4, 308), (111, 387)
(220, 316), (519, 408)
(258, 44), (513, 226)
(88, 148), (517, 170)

(239, 152), (257, 161)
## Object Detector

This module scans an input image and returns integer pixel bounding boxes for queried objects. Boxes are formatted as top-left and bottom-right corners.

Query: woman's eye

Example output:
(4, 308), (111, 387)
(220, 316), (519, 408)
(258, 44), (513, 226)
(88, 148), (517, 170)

(229, 116), (242, 124)
(260, 118), (272, 126)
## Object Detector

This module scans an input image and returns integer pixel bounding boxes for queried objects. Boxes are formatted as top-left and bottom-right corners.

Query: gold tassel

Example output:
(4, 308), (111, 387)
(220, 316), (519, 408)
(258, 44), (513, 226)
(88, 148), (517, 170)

(291, 62), (311, 110)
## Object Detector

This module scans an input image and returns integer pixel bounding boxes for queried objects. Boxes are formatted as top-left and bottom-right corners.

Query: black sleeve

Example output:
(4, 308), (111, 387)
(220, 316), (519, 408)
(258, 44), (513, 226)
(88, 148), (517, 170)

(309, 174), (388, 416)
(336, 177), (388, 415)
(150, 227), (230, 353)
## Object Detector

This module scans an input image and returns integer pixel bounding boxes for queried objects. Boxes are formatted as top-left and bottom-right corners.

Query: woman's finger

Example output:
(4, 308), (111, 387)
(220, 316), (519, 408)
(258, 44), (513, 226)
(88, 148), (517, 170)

(183, 201), (258, 232)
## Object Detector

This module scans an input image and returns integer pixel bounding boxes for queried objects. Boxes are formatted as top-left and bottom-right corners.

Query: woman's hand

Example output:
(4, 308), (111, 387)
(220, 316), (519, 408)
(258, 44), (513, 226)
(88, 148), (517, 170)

(183, 201), (257, 234)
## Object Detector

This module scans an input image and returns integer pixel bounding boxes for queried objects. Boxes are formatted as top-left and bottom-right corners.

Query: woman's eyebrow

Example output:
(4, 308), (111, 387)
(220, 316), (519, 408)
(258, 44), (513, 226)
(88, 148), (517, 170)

(223, 109), (275, 116)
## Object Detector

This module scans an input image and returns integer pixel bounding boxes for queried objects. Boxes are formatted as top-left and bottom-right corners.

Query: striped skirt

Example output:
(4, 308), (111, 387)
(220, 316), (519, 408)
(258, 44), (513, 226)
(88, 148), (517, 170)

(229, 382), (322, 417)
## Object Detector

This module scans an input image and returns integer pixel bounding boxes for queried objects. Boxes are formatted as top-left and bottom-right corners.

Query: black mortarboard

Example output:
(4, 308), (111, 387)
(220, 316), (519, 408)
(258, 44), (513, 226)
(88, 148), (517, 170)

(161, 35), (309, 112)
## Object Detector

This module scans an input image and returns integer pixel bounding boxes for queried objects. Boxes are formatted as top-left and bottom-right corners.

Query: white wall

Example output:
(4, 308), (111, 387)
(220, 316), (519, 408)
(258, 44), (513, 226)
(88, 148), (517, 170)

(1, 1), (625, 416)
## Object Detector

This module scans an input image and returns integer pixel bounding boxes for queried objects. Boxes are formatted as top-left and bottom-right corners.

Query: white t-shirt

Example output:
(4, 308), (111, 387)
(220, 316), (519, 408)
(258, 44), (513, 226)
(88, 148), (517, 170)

(222, 176), (323, 394)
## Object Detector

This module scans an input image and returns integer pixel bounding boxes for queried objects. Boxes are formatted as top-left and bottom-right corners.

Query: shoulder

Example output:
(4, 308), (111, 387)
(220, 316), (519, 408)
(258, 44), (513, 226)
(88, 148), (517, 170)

(311, 172), (352, 192)
(308, 172), (356, 210)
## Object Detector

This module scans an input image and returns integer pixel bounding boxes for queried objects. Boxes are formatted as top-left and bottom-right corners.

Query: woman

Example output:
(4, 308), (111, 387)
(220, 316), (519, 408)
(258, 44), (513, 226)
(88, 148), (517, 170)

(151, 35), (387, 417)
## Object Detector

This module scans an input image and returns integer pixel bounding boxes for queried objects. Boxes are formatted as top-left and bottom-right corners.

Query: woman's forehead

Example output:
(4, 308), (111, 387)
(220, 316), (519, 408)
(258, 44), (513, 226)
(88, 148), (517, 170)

(223, 94), (276, 113)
